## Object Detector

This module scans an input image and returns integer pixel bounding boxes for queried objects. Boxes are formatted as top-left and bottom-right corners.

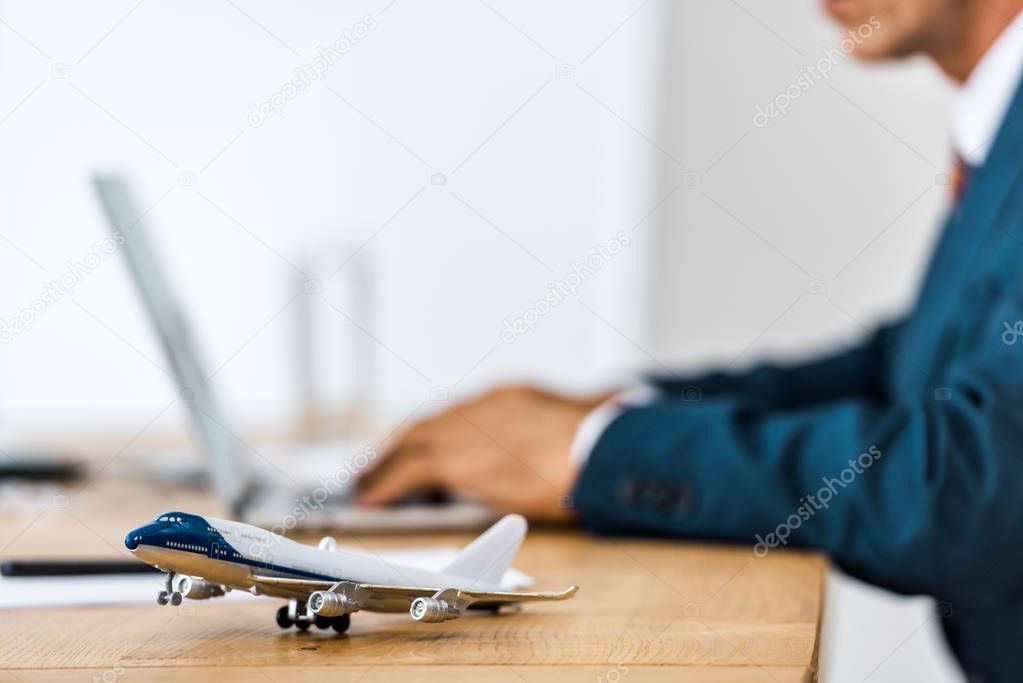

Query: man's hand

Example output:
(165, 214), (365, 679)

(357, 385), (612, 522)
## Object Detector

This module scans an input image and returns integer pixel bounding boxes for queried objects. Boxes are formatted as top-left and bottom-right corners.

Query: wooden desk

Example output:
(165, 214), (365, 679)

(0, 450), (826, 682)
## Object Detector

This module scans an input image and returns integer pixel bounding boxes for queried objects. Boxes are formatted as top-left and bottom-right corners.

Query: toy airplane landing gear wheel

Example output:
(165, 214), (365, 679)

(314, 615), (332, 630)
(157, 571), (177, 605)
(332, 614), (350, 633)
(276, 605), (293, 629)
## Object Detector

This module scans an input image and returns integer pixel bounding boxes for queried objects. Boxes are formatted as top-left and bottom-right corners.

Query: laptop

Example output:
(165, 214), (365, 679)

(92, 174), (495, 532)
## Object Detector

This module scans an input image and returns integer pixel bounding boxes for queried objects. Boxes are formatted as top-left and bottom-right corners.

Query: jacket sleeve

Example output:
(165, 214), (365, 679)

(648, 321), (902, 410)
(572, 314), (1023, 597)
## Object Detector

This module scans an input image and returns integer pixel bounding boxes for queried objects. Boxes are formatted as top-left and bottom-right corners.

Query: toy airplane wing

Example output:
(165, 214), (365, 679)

(250, 573), (577, 622)
(343, 582), (579, 606)
(248, 574), (347, 591)
(448, 585), (579, 604)
(250, 573), (577, 603)
(250, 574), (435, 600)
(402, 584), (578, 622)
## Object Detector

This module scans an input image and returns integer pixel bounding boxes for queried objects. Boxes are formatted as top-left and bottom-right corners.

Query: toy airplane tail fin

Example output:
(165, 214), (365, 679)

(444, 514), (527, 588)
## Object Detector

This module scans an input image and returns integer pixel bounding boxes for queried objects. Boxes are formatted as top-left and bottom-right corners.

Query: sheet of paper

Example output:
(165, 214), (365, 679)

(0, 573), (257, 609)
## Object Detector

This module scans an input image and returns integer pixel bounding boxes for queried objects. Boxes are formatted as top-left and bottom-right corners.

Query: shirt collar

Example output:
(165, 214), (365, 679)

(953, 12), (1023, 167)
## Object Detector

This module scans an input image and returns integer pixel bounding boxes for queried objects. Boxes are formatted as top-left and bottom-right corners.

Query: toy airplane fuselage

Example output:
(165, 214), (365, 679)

(125, 511), (576, 632)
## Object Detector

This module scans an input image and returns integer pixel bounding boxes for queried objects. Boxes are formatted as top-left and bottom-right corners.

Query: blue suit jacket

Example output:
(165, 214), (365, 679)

(574, 78), (1023, 681)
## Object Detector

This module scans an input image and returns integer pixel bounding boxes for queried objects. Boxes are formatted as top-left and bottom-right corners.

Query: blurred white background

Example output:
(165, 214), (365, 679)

(0, 0), (968, 679)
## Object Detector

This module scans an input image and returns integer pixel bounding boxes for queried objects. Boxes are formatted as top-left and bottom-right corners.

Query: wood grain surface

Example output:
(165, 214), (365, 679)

(0, 445), (825, 681)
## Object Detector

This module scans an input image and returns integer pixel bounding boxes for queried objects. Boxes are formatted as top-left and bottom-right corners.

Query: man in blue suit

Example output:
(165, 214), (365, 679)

(360, 0), (1023, 678)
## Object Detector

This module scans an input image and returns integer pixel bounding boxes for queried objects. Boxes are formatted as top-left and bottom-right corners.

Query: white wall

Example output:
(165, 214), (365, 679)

(0, 0), (663, 437)
(652, 2), (963, 681)
(651, 1), (954, 369)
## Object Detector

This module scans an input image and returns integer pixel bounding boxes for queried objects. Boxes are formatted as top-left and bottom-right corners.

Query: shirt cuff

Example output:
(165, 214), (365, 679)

(570, 385), (661, 467)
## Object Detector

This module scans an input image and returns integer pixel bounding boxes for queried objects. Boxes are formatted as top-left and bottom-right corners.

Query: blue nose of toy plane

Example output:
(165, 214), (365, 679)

(125, 527), (142, 550)
(125, 512), (194, 552)
(125, 522), (159, 551)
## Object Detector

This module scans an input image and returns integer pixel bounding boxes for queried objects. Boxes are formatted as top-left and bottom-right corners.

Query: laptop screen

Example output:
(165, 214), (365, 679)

(91, 174), (250, 513)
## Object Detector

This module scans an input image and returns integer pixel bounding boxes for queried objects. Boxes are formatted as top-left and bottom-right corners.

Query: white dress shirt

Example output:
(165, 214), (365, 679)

(953, 11), (1023, 165)
(572, 13), (1023, 467)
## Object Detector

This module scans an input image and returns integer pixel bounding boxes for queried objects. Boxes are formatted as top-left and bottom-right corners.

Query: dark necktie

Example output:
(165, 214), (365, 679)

(951, 154), (974, 208)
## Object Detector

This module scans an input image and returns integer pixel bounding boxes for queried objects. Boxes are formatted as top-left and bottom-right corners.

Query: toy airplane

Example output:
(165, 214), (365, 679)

(125, 511), (577, 632)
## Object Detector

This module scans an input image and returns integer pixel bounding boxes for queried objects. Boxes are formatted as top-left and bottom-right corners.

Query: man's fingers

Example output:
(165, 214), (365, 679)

(357, 445), (439, 506)
(358, 441), (424, 490)
(371, 413), (453, 465)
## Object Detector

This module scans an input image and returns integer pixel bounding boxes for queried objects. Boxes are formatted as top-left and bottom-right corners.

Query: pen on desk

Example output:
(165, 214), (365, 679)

(0, 559), (160, 577)
(0, 458), (84, 481)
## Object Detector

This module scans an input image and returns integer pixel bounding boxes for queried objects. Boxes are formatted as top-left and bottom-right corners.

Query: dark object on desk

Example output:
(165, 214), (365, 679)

(1, 559), (159, 577)
(0, 456), (84, 482)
